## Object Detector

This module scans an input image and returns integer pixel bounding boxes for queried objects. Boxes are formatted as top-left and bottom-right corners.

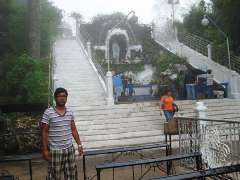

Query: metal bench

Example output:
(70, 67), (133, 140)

(96, 152), (202, 180)
(146, 164), (240, 180)
(83, 143), (169, 180)
(0, 155), (33, 180)
(0, 176), (14, 180)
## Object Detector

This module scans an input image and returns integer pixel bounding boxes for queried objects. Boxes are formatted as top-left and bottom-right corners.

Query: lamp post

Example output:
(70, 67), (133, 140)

(168, 0), (179, 40)
(201, 14), (231, 70)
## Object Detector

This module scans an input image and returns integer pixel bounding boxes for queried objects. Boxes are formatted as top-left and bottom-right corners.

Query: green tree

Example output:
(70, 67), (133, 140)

(40, 0), (62, 57)
(0, 0), (62, 104)
(3, 54), (48, 103)
(28, 0), (40, 58)
(181, 0), (240, 54)
(211, 0), (240, 53)
(0, 0), (28, 57)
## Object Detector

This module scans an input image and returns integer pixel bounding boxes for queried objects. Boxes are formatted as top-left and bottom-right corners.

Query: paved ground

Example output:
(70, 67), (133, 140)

(0, 150), (190, 180)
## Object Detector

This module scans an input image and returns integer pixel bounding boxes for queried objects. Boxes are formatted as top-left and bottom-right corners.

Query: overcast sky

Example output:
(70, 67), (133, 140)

(50, 0), (201, 24)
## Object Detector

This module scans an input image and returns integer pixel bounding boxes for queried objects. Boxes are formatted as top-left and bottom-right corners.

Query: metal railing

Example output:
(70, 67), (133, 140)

(178, 31), (210, 57)
(177, 117), (240, 179)
(178, 31), (240, 73)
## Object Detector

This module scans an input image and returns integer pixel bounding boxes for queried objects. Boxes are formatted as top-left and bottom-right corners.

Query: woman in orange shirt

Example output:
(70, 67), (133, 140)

(160, 90), (176, 121)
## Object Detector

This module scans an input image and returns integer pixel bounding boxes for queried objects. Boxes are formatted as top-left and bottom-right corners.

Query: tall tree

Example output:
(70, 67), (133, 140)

(28, 0), (40, 58)
(211, 0), (240, 53)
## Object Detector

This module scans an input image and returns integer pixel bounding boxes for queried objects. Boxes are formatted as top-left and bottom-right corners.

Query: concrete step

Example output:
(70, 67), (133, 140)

(76, 118), (164, 131)
(80, 129), (163, 142)
(78, 124), (163, 137)
(75, 115), (162, 125)
(81, 134), (165, 150)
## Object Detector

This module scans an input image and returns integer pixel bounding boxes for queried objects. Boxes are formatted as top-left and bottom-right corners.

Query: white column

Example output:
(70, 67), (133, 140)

(195, 101), (212, 166)
(230, 71), (240, 99)
(207, 44), (212, 60)
(106, 71), (114, 105)
(195, 101), (207, 119)
(175, 27), (178, 41)
(87, 42), (92, 58)
(179, 43), (184, 58)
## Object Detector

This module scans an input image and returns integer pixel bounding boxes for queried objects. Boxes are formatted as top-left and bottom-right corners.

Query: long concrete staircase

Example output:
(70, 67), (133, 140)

(72, 99), (240, 150)
(53, 39), (106, 107)
(53, 27), (240, 151)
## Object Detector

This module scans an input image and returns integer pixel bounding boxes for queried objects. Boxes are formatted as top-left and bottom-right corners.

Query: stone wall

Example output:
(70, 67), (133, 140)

(0, 114), (41, 154)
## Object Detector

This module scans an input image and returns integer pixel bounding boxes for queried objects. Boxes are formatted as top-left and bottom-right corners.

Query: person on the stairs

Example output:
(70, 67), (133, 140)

(41, 87), (83, 180)
(128, 78), (135, 97)
(206, 69), (214, 98)
(160, 90), (178, 121)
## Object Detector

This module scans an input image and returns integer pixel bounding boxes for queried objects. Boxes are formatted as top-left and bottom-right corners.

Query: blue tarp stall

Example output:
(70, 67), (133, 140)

(112, 75), (123, 99)
(112, 75), (123, 88)
(133, 84), (152, 97)
(112, 75), (156, 101)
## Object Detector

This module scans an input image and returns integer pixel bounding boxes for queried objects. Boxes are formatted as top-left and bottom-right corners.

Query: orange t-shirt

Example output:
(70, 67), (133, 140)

(160, 95), (174, 110)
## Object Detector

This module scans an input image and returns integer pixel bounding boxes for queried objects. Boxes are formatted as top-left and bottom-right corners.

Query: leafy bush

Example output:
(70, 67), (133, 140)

(0, 54), (48, 104)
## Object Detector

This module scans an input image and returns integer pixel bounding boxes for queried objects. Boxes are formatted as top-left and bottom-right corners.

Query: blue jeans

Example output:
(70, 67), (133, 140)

(186, 84), (196, 100)
(207, 85), (213, 98)
(163, 110), (174, 121)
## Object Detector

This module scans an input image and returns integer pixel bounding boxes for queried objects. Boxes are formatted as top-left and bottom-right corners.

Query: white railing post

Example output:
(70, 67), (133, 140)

(195, 101), (207, 119)
(207, 44), (212, 60)
(230, 71), (240, 99)
(106, 71), (114, 106)
(87, 41), (92, 59)
(195, 101), (214, 167)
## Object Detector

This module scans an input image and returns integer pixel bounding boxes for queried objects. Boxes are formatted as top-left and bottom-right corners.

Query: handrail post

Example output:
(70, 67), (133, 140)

(87, 41), (92, 59)
(106, 71), (114, 106)
(207, 44), (212, 60)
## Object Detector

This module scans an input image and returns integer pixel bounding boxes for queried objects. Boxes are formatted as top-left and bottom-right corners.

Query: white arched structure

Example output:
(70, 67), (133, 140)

(105, 28), (130, 60)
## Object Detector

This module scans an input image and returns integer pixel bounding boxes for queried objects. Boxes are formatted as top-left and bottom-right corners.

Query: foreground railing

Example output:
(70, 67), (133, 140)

(177, 117), (240, 179)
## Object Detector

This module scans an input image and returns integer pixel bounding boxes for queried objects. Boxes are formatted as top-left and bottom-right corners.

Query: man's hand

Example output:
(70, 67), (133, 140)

(78, 145), (84, 156)
(42, 149), (50, 161)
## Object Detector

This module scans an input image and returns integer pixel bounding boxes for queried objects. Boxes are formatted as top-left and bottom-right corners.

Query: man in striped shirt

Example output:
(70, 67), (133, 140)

(41, 87), (83, 180)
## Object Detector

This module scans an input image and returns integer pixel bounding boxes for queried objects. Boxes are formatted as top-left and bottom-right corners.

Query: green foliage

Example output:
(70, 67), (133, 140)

(40, 0), (62, 57)
(0, 0), (28, 56)
(0, 0), (61, 104)
(0, 54), (48, 104)
(153, 53), (186, 84)
(0, 0), (62, 58)
(181, 0), (240, 54)
(82, 12), (141, 45)
(211, 0), (240, 53)
(94, 50), (105, 62)
(101, 62), (145, 75)
(181, 1), (206, 36)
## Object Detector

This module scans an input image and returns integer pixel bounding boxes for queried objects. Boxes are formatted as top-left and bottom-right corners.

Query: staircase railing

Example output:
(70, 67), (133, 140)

(178, 31), (210, 57)
(177, 117), (240, 178)
(178, 31), (240, 73)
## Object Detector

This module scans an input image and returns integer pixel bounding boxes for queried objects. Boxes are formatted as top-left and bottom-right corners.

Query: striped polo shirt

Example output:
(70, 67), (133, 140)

(41, 106), (75, 150)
